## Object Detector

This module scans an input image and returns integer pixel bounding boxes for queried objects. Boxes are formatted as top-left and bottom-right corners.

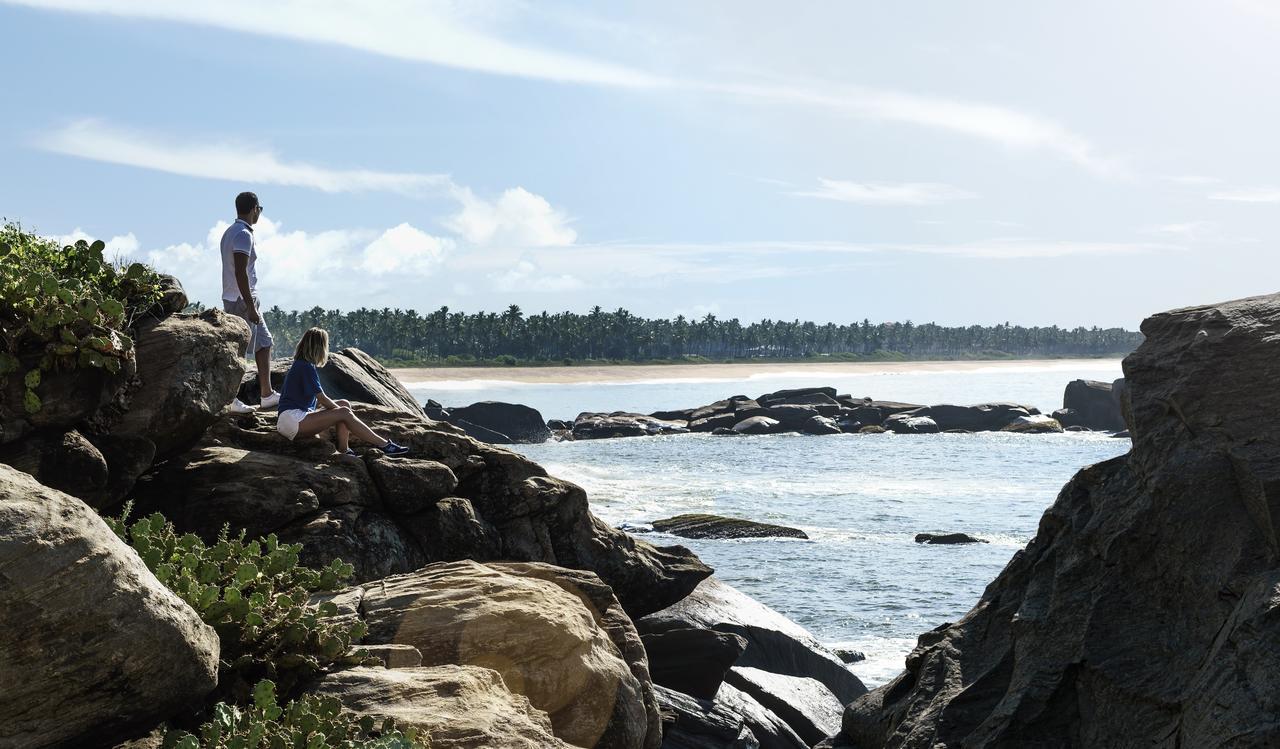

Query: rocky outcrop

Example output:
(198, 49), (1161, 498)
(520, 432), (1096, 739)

(573, 412), (689, 440)
(443, 401), (552, 444)
(725, 666), (844, 746)
(237, 347), (423, 418)
(1000, 414), (1063, 433)
(641, 624), (748, 700)
(333, 560), (659, 749)
(0, 465), (219, 747)
(1054, 378), (1126, 431)
(651, 514), (809, 540)
(913, 532), (986, 545)
(311, 665), (572, 748)
(640, 577), (865, 745)
(837, 292), (1280, 748)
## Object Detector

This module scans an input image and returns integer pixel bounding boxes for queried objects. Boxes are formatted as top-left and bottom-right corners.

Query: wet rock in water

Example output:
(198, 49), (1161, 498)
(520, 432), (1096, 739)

(1000, 414), (1064, 433)
(546, 418), (573, 431)
(833, 648), (866, 664)
(858, 425), (888, 434)
(652, 513), (809, 540)
(763, 404), (820, 428)
(310, 665), (572, 748)
(733, 416), (784, 435)
(912, 403), (1036, 432)
(758, 386), (838, 404)
(882, 413), (939, 434)
(838, 291), (1280, 748)
(641, 623), (748, 701)
(1061, 377), (1127, 431)
(802, 415), (842, 435)
(446, 401), (552, 444)
(914, 532), (987, 545)
(573, 412), (688, 440)
(0, 465), (219, 747)
(689, 412), (739, 433)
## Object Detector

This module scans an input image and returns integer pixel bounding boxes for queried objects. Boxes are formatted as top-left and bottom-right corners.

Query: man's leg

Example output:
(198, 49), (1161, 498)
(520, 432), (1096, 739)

(256, 345), (273, 398)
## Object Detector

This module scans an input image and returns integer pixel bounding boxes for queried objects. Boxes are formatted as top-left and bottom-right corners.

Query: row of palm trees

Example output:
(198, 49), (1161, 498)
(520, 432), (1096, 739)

(250, 304), (1141, 363)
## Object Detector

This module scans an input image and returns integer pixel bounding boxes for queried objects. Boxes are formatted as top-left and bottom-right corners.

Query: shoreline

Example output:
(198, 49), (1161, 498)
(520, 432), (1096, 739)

(391, 357), (1124, 385)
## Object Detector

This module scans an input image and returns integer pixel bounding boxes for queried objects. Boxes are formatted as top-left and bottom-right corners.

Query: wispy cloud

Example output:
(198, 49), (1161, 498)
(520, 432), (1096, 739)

(1208, 187), (1280, 203)
(712, 81), (1124, 176)
(8, 0), (1119, 175)
(792, 178), (976, 206)
(553, 238), (1175, 261)
(3, 0), (665, 88)
(40, 119), (451, 195)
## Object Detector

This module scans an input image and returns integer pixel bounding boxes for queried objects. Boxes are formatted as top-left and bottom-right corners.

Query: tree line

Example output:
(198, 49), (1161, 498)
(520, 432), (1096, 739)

(234, 304), (1142, 365)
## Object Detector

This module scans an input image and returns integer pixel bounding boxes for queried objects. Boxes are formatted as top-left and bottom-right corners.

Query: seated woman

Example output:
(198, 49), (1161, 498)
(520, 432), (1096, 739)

(276, 327), (410, 456)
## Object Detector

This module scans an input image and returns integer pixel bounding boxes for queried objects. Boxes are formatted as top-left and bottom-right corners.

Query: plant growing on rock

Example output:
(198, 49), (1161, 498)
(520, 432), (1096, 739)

(107, 507), (370, 702)
(0, 223), (163, 412)
(163, 679), (426, 749)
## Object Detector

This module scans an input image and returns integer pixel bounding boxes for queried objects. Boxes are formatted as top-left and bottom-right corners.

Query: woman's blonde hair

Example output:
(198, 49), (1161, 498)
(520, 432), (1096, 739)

(294, 327), (330, 367)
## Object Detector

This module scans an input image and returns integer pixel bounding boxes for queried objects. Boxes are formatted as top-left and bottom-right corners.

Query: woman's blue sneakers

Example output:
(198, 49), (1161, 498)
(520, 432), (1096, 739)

(381, 440), (410, 456)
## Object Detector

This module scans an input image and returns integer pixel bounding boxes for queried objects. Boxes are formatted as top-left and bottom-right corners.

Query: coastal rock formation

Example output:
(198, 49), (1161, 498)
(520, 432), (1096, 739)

(237, 346), (423, 418)
(444, 401), (552, 443)
(319, 560), (659, 749)
(835, 292), (1280, 748)
(311, 665), (572, 749)
(882, 414), (939, 434)
(651, 513), (809, 540)
(0, 465), (219, 747)
(1052, 378), (1126, 431)
(574, 412), (689, 440)
(913, 532), (986, 545)
(641, 624), (748, 700)
(640, 577), (866, 745)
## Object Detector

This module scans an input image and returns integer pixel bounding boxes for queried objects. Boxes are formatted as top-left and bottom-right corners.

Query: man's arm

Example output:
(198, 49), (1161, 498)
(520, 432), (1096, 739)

(232, 253), (260, 324)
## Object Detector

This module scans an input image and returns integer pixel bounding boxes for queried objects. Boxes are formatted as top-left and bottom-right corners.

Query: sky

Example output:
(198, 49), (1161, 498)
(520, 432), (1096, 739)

(1, 0), (1277, 328)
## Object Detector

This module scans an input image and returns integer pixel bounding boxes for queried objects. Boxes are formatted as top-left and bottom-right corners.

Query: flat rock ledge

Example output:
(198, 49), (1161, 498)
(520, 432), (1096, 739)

(651, 513), (810, 540)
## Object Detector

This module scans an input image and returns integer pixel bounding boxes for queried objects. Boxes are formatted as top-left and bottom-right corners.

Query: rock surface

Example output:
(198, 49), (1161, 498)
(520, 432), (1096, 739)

(641, 623), (748, 700)
(652, 513), (809, 540)
(311, 665), (571, 748)
(574, 412), (689, 440)
(237, 347), (423, 418)
(0, 465), (219, 747)
(1061, 377), (1126, 431)
(356, 560), (656, 749)
(913, 532), (987, 545)
(444, 401), (552, 443)
(838, 292), (1280, 748)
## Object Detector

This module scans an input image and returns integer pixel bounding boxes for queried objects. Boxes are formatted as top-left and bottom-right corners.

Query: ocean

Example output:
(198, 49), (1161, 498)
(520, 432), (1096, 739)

(402, 360), (1129, 687)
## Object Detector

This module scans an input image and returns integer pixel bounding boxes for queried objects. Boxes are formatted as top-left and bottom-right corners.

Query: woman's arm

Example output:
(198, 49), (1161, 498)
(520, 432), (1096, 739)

(317, 391), (338, 410)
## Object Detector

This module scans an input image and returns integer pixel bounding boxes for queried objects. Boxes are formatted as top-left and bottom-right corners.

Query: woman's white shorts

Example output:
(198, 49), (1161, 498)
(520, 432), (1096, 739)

(277, 408), (309, 440)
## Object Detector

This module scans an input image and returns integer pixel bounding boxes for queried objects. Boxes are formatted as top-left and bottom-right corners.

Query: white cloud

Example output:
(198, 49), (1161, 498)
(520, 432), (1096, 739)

(39, 119), (451, 195)
(1208, 187), (1280, 203)
(446, 186), (577, 247)
(2, 0), (665, 88)
(53, 228), (140, 258)
(792, 178), (976, 205)
(491, 259), (584, 292)
(361, 223), (452, 275)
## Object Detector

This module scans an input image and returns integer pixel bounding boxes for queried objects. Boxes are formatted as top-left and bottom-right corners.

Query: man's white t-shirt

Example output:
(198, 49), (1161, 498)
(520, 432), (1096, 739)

(220, 218), (258, 302)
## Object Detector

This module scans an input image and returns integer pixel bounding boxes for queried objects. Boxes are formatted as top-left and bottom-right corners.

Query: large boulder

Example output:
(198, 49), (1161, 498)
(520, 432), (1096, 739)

(574, 412), (688, 440)
(651, 514), (808, 540)
(1061, 378), (1126, 431)
(445, 401), (552, 444)
(882, 413), (939, 434)
(237, 347), (423, 418)
(641, 624), (748, 700)
(725, 667), (843, 746)
(135, 404), (710, 616)
(311, 665), (571, 748)
(357, 560), (656, 749)
(838, 292), (1280, 748)
(1, 357), (132, 446)
(0, 465), (219, 746)
(911, 403), (1035, 432)
(112, 309), (249, 459)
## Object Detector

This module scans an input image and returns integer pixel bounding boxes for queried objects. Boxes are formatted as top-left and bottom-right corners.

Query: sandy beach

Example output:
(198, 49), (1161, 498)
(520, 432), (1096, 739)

(391, 358), (1123, 385)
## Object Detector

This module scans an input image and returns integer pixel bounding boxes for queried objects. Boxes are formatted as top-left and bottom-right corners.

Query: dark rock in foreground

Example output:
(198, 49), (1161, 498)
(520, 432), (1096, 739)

(444, 401), (552, 444)
(641, 623), (748, 701)
(837, 292), (1280, 748)
(652, 514), (809, 540)
(913, 532), (987, 545)
(1055, 378), (1126, 431)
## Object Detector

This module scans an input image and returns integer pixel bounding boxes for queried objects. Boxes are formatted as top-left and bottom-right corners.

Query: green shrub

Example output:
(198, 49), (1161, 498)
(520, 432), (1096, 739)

(107, 507), (369, 702)
(163, 679), (426, 749)
(0, 224), (164, 413)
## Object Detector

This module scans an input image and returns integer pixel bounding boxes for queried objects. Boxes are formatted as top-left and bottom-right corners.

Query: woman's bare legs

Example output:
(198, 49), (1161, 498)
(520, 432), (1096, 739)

(294, 406), (388, 449)
(333, 399), (352, 452)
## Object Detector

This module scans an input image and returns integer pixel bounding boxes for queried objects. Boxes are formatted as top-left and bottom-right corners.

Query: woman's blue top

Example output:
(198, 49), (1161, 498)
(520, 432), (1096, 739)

(279, 359), (322, 413)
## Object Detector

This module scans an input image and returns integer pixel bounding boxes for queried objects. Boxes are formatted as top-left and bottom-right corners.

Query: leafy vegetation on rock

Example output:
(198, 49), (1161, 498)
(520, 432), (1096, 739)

(107, 506), (369, 702)
(163, 679), (426, 749)
(0, 223), (164, 412)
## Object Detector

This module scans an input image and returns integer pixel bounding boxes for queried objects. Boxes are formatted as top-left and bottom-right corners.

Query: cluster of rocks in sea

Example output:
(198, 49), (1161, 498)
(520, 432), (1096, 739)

(0, 275), (866, 748)
(423, 377), (1128, 445)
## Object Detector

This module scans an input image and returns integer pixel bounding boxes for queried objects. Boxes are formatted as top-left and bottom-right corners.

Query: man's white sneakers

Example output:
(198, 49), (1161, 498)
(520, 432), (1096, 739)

(259, 391), (281, 409)
(229, 398), (258, 414)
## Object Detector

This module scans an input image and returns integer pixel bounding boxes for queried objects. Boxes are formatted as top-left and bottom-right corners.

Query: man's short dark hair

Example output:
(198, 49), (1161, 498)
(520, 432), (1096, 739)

(235, 191), (260, 215)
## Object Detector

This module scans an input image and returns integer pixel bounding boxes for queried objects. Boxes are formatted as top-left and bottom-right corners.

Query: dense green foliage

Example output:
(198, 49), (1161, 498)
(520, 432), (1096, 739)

(107, 508), (368, 703)
(0, 223), (163, 411)
(163, 679), (425, 749)
(260, 304), (1141, 365)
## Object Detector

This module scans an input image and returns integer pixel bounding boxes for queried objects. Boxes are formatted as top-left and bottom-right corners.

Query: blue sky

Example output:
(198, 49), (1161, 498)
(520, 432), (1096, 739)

(2, 1), (1277, 327)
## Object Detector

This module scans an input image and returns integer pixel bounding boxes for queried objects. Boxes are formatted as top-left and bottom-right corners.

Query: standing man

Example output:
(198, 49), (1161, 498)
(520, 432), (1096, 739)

(221, 191), (280, 412)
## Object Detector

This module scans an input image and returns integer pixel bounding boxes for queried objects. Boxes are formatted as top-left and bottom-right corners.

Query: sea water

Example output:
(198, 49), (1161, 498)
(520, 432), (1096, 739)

(403, 360), (1129, 687)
